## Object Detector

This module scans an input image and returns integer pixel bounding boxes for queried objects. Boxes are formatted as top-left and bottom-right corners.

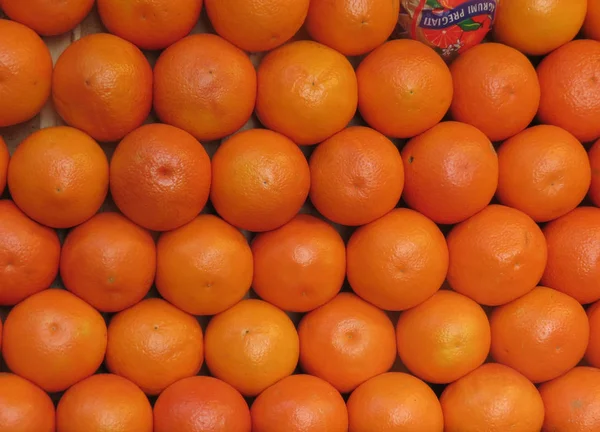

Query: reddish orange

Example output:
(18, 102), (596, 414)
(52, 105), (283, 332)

(0, 136), (9, 195)
(0, 373), (55, 432)
(584, 0), (600, 41)
(588, 138), (600, 206)
(586, 301), (600, 368)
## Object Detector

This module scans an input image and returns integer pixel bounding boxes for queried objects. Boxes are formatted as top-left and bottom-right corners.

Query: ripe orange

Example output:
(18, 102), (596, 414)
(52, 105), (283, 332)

(0, 136), (8, 195)
(56, 374), (153, 432)
(204, 299), (299, 397)
(440, 363), (545, 432)
(586, 301), (600, 368)
(8, 126), (109, 229)
(450, 43), (540, 142)
(588, 139), (600, 206)
(256, 40), (358, 145)
(52, 33), (153, 142)
(309, 126), (404, 226)
(60, 212), (156, 313)
(0, 19), (52, 127)
(584, 0), (600, 41)
(298, 293), (397, 393)
(210, 129), (310, 232)
(205, 0), (309, 53)
(154, 34), (256, 142)
(252, 214), (345, 313)
(446, 205), (547, 306)
(156, 215), (253, 316)
(106, 298), (204, 396)
(154, 376), (251, 432)
(110, 123), (211, 232)
(0, 373), (55, 432)
(0, 200), (60, 305)
(2, 289), (107, 393)
(347, 372), (444, 432)
(402, 121), (498, 225)
(357, 39), (452, 139)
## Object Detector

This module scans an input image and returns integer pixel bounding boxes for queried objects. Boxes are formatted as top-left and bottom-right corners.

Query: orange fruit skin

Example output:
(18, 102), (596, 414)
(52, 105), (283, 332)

(497, 125), (591, 223)
(56, 374), (153, 432)
(204, 299), (299, 397)
(156, 214), (253, 316)
(205, 0), (309, 53)
(0, 200), (60, 306)
(106, 298), (204, 396)
(588, 139), (600, 206)
(0, 19), (52, 127)
(586, 301), (600, 368)
(251, 374), (348, 432)
(539, 367), (600, 431)
(110, 123), (211, 232)
(256, 40), (358, 145)
(447, 204), (547, 306)
(154, 34), (256, 142)
(252, 214), (345, 313)
(584, 0), (600, 41)
(450, 43), (540, 142)
(490, 286), (589, 384)
(402, 121), (498, 225)
(52, 33), (153, 143)
(347, 208), (448, 311)
(0, 373), (55, 432)
(440, 363), (545, 432)
(154, 376), (251, 432)
(2, 289), (107, 393)
(493, 0), (587, 56)
(309, 126), (404, 226)
(97, 0), (203, 50)
(537, 39), (600, 143)
(396, 290), (491, 384)
(60, 212), (156, 313)
(306, 0), (400, 56)
(357, 39), (452, 139)
(8, 126), (109, 229)
(541, 207), (600, 304)
(298, 293), (397, 393)
(0, 136), (8, 195)
(210, 129), (310, 232)
(347, 372), (444, 432)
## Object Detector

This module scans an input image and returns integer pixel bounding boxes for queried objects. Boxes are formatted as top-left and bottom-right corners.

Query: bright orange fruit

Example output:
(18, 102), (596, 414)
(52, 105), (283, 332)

(0, 373), (55, 432)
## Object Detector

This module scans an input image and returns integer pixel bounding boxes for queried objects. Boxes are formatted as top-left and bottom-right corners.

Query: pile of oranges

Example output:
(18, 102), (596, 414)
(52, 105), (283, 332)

(1, 0), (600, 431)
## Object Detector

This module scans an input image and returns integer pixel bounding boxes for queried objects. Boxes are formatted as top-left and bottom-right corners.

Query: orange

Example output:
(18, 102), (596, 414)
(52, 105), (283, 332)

(440, 363), (545, 432)
(357, 39), (452, 139)
(252, 214), (345, 313)
(0, 19), (52, 127)
(0, 200), (60, 305)
(98, 0), (203, 50)
(154, 34), (256, 142)
(542, 207), (600, 304)
(309, 126), (404, 226)
(402, 121), (498, 225)
(154, 376), (251, 432)
(586, 301), (600, 368)
(584, 0), (600, 41)
(256, 40), (358, 145)
(251, 374), (348, 432)
(497, 125), (591, 222)
(588, 138), (600, 206)
(106, 298), (204, 396)
(306, 0), (400, 56)
(60, 212), (156, 313)
(298, 293), (396, 393)
(110, 123), (211, 232)
(347, 372), (444, 432)
(0, 136), (9, 195)
(450, 42), (540, 142)
(8, 126), (109, 229)
(210, 129), (310, 232)
(2, 289), (107, 393)
(490, 286), (589, 383)
(537, 39), (600, 143)
(493, 0), (587, 56)
(156, 214), (253, 316)
(56, 374), (153, 432)
(52, 33), (153, 142)
(0, 373), (55, 432)
(539, 367), (600, 432)
(205, 0), (309, 53)
(396, 290), (490, 384)
(204, 299), (299, 396)
(347, 208), (448, 311)
(446, 205), (547, 306)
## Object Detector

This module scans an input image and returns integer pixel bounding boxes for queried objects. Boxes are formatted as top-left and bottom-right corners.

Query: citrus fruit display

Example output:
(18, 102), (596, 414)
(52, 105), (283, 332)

(0, 373), (55, 432)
